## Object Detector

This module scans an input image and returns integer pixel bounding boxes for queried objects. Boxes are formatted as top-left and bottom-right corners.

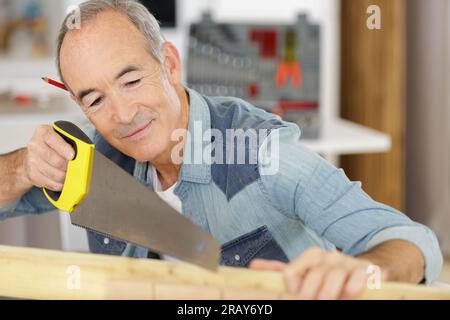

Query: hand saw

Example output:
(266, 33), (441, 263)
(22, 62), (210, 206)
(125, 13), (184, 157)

(42, 121), (220, 270)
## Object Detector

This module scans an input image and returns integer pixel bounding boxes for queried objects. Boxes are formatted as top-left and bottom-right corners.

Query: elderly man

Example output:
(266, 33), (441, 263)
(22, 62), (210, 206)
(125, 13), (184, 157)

(0, 0), (443, 299)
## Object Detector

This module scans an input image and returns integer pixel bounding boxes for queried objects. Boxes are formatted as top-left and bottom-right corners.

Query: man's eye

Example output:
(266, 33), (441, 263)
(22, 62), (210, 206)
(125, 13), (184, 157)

(126, 79), (141, 87)
(90, 97), (103, 107)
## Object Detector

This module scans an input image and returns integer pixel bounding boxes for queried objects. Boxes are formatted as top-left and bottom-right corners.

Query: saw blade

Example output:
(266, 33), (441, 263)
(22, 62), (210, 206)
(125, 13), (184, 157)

(70, 150), (220, 271)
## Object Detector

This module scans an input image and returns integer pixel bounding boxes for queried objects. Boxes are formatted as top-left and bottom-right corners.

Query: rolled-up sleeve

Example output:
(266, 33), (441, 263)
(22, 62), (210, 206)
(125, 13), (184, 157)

(0, 198), (21, 220)
(366, 226), (443, 284)
(0, 186), (56, 221)
(259, 125), (443, 284)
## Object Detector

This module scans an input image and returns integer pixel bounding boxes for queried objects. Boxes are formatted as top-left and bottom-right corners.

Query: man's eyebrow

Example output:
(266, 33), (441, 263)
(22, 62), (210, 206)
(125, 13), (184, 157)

(77, 88), (96, 101)
(115, 65), (141, 80)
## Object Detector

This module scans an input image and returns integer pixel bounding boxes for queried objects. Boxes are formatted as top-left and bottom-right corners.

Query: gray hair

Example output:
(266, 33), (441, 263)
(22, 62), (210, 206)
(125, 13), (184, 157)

(56, 0), (165, 83)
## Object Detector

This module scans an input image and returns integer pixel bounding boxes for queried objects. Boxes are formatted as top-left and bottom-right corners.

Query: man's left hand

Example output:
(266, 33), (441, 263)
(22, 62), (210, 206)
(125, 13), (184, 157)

(249, 247), (388, 300)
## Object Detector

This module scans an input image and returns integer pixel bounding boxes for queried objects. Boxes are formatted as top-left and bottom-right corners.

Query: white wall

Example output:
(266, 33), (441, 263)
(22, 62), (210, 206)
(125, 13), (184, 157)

(406, 0), (450, 256)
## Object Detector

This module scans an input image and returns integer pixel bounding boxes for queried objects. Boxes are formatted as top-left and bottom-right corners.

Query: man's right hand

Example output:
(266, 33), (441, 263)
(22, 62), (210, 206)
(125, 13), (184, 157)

(24, 125), (75, 192)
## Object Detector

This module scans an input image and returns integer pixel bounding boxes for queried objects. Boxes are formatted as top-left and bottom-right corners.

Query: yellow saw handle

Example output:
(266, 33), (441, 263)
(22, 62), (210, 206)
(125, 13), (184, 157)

(43, 121), (94, 213)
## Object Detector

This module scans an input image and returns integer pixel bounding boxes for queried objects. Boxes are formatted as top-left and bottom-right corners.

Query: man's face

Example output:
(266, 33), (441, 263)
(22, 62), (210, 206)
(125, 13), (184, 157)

(60, 10), (186, 163)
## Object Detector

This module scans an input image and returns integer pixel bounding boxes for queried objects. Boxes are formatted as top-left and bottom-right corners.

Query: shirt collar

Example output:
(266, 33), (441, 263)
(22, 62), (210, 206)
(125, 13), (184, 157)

(178, 87), (212, 184)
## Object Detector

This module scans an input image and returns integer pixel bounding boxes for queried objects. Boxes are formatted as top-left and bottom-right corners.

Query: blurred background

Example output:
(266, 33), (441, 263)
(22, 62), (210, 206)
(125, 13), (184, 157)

(0, 0), (449, 282)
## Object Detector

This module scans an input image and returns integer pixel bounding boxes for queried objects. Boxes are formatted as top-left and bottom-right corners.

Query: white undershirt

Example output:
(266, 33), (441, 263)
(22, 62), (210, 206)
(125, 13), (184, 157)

(151, 165), (182, 213)
(150, 165), (184, 263)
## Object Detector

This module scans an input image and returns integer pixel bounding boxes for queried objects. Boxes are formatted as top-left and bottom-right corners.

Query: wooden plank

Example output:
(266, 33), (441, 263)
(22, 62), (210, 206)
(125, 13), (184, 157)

(0, 245), (449, 300)
(340, 0), (406, 210)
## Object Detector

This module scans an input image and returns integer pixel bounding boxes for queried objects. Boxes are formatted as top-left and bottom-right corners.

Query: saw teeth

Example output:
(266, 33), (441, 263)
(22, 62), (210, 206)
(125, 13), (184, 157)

(72, 223), (158, 254)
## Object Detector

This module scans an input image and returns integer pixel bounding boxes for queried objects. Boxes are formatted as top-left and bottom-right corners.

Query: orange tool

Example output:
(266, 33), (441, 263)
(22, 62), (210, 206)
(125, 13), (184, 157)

(275, 28), (303, 88)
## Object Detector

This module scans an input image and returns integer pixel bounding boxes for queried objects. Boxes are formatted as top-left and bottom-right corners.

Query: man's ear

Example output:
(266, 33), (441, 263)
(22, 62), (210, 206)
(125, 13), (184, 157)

(162, 42), (182, 85)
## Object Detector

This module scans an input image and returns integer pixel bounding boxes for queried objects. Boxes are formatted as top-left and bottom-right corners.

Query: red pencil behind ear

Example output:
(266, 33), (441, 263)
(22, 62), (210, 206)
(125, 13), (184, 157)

(41, 77), (68, 91)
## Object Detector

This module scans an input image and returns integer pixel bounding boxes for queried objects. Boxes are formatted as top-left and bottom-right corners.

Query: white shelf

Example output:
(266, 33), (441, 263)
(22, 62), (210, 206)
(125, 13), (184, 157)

(301, 118), (391, 155)
(0, 57), (56, 78)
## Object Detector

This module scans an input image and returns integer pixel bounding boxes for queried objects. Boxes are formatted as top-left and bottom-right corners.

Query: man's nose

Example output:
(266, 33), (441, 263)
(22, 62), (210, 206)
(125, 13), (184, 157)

(110, 92), (138, 124)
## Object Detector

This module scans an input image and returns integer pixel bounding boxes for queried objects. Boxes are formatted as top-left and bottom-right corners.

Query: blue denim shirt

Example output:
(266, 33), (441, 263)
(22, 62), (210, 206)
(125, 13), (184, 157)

(0, 88), (443, 283)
